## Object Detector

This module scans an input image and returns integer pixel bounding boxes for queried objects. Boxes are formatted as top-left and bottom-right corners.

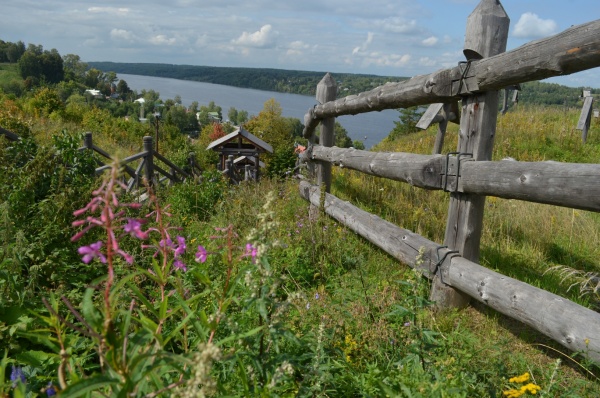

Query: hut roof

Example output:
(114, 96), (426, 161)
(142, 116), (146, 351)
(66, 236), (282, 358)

(207, 127), (273, 153)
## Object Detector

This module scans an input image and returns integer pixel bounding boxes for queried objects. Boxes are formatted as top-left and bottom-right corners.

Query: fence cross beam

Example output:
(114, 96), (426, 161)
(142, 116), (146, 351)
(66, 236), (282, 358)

(302, 17), (600, 138)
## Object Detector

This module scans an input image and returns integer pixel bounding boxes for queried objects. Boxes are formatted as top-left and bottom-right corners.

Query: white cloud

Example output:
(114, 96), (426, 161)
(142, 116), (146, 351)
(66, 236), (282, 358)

(149, 35), (177, 46)
(352, 32), (374, 55)
(110, 29), (136, 42)
(422, 36), (438, 47)
(195, 35), (209, 47)
(418, 57), (437, 67)
(88, 7), (129, 16)
(287, 40), (309, 56)
(361, 52), (411, 68)
(232, 24), (278, 48)
(373, 17), (420, 34)
(513, 12), (558, 39)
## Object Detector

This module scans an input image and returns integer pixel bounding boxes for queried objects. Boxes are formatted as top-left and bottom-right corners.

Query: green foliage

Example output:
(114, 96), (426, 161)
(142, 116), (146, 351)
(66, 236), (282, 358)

(165, 170), (226, 221)
(386, 106), (424, 141)
(17, 46), (64, 85)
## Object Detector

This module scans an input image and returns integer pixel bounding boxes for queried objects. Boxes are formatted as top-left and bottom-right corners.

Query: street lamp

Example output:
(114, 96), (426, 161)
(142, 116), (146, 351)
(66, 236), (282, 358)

(153, 111), (161, 153)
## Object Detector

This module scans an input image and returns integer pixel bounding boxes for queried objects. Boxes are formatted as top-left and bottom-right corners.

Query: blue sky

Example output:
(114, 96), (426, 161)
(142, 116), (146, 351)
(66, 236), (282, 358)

(2, 0), (599, 87)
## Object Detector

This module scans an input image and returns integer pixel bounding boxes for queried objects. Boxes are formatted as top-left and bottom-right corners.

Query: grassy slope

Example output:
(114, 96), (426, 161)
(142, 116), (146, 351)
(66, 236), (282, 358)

(166, 104), (600, 395)
(0, 63), (18, 84)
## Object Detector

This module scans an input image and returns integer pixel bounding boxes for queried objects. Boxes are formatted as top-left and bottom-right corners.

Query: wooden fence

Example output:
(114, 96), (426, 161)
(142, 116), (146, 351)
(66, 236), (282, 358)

(299, 0), (600, 362)
(79, 132), (201, 194)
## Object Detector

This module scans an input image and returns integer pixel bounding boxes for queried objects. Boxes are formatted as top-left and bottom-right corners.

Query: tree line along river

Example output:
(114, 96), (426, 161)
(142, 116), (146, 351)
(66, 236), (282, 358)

(118, 73), (400, 148)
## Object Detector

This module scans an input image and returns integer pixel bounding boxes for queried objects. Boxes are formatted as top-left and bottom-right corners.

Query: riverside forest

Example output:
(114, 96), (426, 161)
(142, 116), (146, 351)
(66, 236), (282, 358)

(1, 38), (600, 396)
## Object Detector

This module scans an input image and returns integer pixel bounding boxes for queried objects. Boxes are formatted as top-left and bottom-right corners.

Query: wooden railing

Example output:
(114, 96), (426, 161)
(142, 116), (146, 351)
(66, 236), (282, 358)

(299, 0), (600, 362)
(79, 132), (202, 193)
(0, 126), (21, 141)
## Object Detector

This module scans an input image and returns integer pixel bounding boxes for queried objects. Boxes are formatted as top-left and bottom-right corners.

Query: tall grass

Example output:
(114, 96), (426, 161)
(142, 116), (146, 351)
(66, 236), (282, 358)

(3, 96), (600, 395)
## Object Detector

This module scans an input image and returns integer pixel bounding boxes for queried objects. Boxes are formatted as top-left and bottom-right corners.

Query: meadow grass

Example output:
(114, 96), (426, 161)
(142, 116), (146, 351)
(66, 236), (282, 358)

(3, 93), (600, 395)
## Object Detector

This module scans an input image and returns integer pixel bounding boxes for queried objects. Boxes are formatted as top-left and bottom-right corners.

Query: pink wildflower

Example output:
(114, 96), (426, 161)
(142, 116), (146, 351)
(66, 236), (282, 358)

(78, 241), (107, 264)
(174, 259), (187, 272)
(174, 236), (186, 257)
(123, 218), (148, 239)
(195, 245), (208, 263)
(244, 243), (258, 263)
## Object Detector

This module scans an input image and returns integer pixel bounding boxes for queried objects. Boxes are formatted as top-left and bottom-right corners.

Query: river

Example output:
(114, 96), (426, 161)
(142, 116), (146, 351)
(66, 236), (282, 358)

(118, 73), (399, 148)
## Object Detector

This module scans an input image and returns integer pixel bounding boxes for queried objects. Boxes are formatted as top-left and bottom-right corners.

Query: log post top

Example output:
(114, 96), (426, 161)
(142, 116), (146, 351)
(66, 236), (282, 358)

(464, 0), (510, 60)
(316, 73), (337, 104)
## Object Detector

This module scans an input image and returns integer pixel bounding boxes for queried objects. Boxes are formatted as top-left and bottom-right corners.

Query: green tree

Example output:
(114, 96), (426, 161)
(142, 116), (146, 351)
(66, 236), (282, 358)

(334, 122), (353, 148)
(6, 40), (25, 63)
(17, 51), (42, 81)
(352, 139), (366, 150)
(84, 68), (102, 88)
(286, 117), (304, 138)
(386, 106), (424, 141)
(62, 53), (88, 82)
(40, 48), (64, 83)
(197, 101), (222, 126)
(244, 98), (297, 176)
(116, 79), (132, 98)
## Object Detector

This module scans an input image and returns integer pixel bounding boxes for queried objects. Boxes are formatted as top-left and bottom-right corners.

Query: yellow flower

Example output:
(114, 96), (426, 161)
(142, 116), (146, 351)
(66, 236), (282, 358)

(509, 372), (530, 384)
(521, 383), (541, 395)
(503, 388), (523, 398)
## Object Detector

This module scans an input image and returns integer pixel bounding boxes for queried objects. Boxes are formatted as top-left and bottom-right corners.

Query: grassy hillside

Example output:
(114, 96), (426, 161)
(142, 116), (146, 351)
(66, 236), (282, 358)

(2, 88), (600, 395)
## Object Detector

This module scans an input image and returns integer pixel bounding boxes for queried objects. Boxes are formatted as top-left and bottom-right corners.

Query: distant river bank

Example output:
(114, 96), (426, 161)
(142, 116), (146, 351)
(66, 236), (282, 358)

(118, 73), (398, 148)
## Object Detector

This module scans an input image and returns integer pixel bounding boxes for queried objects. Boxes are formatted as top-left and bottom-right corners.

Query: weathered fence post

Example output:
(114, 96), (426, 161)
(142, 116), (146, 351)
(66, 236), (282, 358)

(143, 136), (155, 187)
(431, 0), (510, 310)
(577, 91), (594, 143)
(226, 155), (235, 184)
(316, 73), (337, 193)
(245, 164), (251, 181)
(83, 132), (93, 149)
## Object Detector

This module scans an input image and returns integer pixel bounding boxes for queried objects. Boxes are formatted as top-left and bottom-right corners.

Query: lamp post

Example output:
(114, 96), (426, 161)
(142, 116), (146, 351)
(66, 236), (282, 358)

(153, 111), (161, 153)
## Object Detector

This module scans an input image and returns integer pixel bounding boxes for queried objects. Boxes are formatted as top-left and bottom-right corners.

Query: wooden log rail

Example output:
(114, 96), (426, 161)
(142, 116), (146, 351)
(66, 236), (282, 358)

(306, 146), (600, 212)
(299, 181), (600, 363)
(302, 19), (600, 138)
(0, 126), (21, 141)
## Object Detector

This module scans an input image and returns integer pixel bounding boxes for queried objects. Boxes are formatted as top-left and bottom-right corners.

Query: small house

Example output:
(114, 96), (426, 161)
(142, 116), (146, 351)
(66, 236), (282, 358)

(207, 127), (273, 181)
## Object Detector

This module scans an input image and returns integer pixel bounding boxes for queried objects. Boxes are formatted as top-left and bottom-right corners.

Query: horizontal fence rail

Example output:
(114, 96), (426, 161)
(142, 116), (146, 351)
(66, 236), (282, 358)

(302, 19), (600, 138)
(0, 126), (21, 141)
(305, 145), (600, 212)
(299, 181), (600, 363)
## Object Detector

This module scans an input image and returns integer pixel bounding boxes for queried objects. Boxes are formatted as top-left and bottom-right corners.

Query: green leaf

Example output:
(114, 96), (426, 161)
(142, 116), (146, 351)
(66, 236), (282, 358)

(218, 326), (264, 346)
(163, 311), (193, 346)
(151, 257), (165, 283)
(127, 282), (158, 318)
(174, 295), (208, 340)
(59, 375), (119, 397)
(109, 271), (142, 306)
(159, 294), (169, 321)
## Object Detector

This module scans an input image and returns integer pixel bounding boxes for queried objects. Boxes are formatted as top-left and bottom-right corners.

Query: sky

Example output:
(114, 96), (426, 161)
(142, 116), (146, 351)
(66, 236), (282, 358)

(2, 0), (600, 88)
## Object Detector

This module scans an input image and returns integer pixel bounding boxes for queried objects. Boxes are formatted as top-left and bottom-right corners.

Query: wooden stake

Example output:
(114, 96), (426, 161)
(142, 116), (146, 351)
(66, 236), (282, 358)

(432, 0), (509, 310)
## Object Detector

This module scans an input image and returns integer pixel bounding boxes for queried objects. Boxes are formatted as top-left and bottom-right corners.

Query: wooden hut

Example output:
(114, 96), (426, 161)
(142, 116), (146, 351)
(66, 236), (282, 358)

(206, 127), (273, 181)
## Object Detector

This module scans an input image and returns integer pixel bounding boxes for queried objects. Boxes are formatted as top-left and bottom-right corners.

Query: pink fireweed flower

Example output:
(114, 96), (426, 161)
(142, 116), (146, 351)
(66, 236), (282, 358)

(195, 245), (208, 263)
(78, 241), (107, 264)
(174, 236), (186, 257)
(244, 243), (258, 263)
(123, 218), (149, 239)
(174, 258), (187, 272)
